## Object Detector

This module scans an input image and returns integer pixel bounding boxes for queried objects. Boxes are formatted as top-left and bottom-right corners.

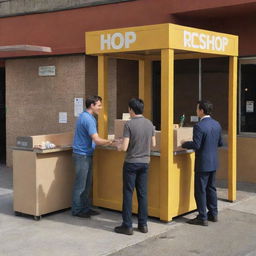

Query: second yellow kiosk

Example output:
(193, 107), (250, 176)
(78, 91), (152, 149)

(85, 23), (238, 222)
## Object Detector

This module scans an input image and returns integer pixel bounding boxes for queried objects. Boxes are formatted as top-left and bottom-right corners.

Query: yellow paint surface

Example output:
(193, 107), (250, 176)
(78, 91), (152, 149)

(86, 23), (238, 56)
(93, 148), (196, 221)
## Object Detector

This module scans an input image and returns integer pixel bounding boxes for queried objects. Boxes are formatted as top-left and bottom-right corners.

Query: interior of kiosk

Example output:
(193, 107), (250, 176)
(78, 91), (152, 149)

(86, 23), (238, 221)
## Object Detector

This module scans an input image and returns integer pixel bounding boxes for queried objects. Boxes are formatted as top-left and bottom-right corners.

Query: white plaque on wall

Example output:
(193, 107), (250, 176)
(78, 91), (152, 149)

(190, 116), (199, 122)
(59, 112), (67, 123)
(38, 66), (56, 76)
(246, 101), (254, 113)
(74, 98), (84, 117)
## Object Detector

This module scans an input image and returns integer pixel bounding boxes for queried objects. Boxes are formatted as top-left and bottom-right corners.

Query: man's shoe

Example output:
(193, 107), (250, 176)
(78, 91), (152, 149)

(187, 217), (208, 226)
(208, 215), (218, 222)
(138, 225), (148, 233)
(87, 209), (100, 216)
(73, 212), (90, 218)
(114, 225), (133, 235)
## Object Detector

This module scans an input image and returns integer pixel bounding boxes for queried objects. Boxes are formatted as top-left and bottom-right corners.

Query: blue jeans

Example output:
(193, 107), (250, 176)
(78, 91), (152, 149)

(122, 162), (149, 228)
(72, 153), (93, 215)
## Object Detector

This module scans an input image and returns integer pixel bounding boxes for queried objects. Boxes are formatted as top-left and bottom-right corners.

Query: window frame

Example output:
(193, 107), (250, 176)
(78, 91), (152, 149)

(239, 57), (256, 136)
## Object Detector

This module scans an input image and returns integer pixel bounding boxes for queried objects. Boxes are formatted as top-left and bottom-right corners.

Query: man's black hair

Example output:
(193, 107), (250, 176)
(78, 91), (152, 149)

(197, 100), (213, 115)
(85, 95), (102, 109)
(128, 98), (144, 115)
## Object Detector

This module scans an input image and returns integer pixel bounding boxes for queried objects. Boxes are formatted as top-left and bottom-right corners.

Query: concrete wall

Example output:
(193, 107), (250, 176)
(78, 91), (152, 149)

(5, 55), (130, 166)
(0, 0), (135, 17)
(174, 59), (199, 126)
(116, 59), (138, 119)
(218, 136), (256, 183)
(6, 55), (86, 166)
(173, 58), (229, 130)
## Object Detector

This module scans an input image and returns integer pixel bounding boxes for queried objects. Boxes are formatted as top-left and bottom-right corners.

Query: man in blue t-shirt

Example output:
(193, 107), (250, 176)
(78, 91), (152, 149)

(72, 96), (113, 218)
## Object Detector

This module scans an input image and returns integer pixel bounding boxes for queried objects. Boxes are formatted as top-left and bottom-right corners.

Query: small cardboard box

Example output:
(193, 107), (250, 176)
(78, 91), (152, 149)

(173, 127), (193, 150)
(151, 130), (161, 151)
(114, 119), (128, 139)
(151, 127), (193, 152)
(16, 132), (73, 149)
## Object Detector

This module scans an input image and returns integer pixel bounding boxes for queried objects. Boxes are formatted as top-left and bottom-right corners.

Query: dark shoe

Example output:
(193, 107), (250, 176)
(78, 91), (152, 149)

(87, 209), (100, 216)
(208, 215), (218, 222)
(187, 217), (208, 226)
(138, 225), (148, 233)
(114, 225), (133, 235)
(73, 212), (90, 218)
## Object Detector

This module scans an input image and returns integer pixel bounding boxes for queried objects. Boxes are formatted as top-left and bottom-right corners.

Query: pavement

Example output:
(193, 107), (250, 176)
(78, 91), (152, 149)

(1, 164), (256, 256)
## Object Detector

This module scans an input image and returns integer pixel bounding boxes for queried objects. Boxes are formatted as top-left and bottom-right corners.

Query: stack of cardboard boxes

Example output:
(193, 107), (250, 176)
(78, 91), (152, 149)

(113, 118), (193, 152)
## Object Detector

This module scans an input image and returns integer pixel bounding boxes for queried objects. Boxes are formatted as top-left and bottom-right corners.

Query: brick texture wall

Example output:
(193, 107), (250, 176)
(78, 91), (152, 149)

(5, 55), (122, 166)
(6, 55), (86, 166)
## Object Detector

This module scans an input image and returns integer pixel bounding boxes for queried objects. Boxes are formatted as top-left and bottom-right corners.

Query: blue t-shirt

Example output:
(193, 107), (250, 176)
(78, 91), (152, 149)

(72, 111), (97, 156)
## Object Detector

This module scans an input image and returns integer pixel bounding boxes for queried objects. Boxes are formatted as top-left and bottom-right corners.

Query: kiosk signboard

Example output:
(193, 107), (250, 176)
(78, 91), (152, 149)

(86, 23), (238, 56)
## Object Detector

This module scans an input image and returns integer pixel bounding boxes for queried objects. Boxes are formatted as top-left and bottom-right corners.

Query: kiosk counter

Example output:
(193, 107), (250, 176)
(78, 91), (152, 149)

(93, 145), (196, 221)
(13, 132), (74, 220)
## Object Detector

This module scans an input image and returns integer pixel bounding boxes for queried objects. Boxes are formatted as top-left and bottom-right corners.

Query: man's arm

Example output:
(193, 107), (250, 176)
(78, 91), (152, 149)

(91, 133), (112, 146)
(182, 125), (203, 150)
(151, 136), (156, 148)
(218, 130), (223, 147)
(118, 137), (130, 151)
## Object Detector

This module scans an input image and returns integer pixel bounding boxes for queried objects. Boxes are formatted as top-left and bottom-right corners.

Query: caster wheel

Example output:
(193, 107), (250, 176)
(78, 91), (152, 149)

(14, 211), (22, 216)
(34, 216), (42, 221)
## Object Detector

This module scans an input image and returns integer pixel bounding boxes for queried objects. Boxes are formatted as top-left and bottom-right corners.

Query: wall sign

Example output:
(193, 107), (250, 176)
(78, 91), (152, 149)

(39, 66), (56, 76)
(59, 112), (67, 123)
(246, 101), (254, 113)
(74, 98), (84, 117)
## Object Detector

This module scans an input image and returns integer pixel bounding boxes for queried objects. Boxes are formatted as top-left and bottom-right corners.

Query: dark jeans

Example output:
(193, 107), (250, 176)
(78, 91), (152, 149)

(72, 153), (93, 215)
(195, 171), (218, 220)
(122, 162), (149, 228)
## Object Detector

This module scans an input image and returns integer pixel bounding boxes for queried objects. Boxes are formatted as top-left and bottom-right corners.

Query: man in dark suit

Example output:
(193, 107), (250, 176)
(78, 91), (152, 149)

(182, 100), (223, 226)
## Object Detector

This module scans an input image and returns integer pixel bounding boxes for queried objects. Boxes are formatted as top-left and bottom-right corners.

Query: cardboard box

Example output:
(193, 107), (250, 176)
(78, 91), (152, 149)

(114, 119), (128, 139)
(151, 127), (193, 152)
(173, 127), (193, 150)
(114, 121), (192, 151)
(16, 132), (73, 149)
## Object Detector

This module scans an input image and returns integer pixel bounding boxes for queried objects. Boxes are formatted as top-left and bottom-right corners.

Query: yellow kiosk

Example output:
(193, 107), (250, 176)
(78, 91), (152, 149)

(85, 23), (238, 221)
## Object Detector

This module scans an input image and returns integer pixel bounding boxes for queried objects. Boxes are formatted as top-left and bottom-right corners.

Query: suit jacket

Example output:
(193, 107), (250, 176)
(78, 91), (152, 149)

(182, 117), (223, 172)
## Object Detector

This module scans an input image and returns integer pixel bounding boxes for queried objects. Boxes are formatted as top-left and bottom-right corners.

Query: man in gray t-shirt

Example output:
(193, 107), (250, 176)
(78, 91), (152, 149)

(124, 116), (155, 164)
(114, 98), (156, 236)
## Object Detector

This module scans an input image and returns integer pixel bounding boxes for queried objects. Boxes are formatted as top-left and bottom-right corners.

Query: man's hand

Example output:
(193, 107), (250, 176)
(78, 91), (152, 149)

(180, 140), (188, 149)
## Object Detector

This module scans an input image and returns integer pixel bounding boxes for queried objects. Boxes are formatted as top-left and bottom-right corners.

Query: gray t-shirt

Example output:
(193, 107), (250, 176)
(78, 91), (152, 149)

(123, 116), (155, 164)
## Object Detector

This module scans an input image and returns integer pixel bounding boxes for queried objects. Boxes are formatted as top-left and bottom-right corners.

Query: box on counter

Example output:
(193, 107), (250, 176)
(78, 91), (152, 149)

(16, 132), (73, 149)
(113, 120), (192, 152)
(173, 127), (193, 150)
(114, 119), (128, 139)
(151, 127), (193, 151)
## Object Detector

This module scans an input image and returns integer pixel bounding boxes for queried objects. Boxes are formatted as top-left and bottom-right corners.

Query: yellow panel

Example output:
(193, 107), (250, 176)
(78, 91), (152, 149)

(93, 148), (196, 219)
(170, 24), (238, 56)
(86, 24), (170, 54)
(98, 55), (108, 138)
(160, 49), (174, 221)
(93, 149), (161, 217)
(86, 23), (238, 56)
(228, 56), (237, 201)
(171, 153), (196, 216)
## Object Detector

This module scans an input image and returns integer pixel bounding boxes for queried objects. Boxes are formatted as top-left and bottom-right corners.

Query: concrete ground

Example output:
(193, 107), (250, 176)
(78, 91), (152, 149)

(1, 164), (256, 256)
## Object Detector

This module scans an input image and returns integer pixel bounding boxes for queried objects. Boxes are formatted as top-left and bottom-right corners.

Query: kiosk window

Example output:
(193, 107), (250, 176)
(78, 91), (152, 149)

(240, 63), (256, 133)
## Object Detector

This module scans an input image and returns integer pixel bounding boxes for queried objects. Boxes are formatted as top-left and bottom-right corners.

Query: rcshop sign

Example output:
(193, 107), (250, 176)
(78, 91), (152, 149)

(183, 30), (229, 52)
